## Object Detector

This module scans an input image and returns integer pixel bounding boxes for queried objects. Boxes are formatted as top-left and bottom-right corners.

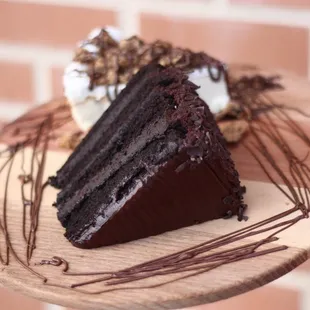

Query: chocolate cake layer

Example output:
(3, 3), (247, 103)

(51, 64), (245, 248)
(50, 64), (162, 189)
(57, 88), (179, 225)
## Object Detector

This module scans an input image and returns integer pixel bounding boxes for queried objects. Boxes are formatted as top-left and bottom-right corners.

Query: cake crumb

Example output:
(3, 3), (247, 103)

(215, 101), (243, 121)
(58, 132), (84, 150)
(218, 120), (249, 143)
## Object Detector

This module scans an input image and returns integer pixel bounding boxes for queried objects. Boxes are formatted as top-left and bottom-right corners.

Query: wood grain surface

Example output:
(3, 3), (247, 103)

(0, 70), (309, 310)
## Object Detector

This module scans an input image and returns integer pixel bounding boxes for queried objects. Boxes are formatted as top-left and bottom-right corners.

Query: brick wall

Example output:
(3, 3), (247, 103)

(1, 0), (310, 123)
(1, 0), (310, 309)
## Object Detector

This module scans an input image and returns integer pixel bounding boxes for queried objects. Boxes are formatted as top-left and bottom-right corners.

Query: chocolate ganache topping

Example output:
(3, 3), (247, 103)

(73, 30), (226, 89)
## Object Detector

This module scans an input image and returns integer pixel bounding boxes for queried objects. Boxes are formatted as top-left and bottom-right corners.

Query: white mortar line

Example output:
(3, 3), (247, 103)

(136, 1), (310, 28)
(44, 304), (65, 310)
(33, 61), (53, 104)
(217, 4), (310, 27)
(117, 5), (140, 37)
(0, 42), (72, 66)
(4, 0), (120, 10)
(0, 102), (31, 120)
(0, 43), (68, 104)
(6, 0), (310, 27)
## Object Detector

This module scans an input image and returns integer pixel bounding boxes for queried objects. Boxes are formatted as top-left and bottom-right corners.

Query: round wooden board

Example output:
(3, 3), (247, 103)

(0, 70), (310, 310)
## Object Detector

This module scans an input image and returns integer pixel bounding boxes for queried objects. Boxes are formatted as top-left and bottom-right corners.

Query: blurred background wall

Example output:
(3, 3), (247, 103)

(1, 0), (310, 309)
(1, 0), (310, 123)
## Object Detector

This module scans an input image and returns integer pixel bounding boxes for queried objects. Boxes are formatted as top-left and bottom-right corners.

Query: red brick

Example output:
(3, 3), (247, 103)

(231, 0), (310, 8)
(0, 2), (117, 48)
(141, 14), (308, 76)
(0, 61), (33, 102)
(181, 285), (299, 310)
(51, 67), (65, 98)
(0, 287), (44, 310)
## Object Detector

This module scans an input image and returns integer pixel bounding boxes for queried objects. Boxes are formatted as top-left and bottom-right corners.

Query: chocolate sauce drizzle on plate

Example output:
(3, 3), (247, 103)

(0, 101), (77, 268)
(0, 71), (309, 296)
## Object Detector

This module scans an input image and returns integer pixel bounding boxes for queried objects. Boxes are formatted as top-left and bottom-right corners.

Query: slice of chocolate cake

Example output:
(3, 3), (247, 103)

(50, 64), (245, 249)
(49, 64), (162, 189)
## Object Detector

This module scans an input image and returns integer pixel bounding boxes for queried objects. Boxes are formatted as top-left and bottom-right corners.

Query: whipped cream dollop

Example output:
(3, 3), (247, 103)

(63, 26), (230, 131)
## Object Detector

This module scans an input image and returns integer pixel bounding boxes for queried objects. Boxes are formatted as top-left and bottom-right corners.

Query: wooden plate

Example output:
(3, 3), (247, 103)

(0, 71), (309, 310)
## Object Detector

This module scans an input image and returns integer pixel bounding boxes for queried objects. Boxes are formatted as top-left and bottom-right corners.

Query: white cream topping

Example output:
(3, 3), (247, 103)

(63, 60), (126, 130)
(105, 25), (124, 42)
(188, 66), (230, 115)
(87, 27), (102, 40)
(88, 26), (123, 42)
(79, 43), (99, 53)
(64, 27), (230, 131)
(68, 84), (126, 131)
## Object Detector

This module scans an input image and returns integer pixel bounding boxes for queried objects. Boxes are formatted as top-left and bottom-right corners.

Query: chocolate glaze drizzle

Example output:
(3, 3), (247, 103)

(73, 31), (228, 99)
(0, 71), (309, 296)
(0, 101), (78, 269)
